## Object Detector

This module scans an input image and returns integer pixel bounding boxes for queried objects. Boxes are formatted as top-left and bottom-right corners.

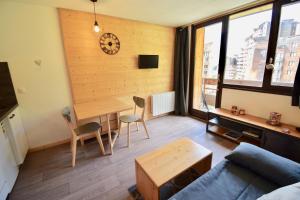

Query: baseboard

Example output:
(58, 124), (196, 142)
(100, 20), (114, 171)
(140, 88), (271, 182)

(150, 111), (174, 119)
(28, 138), (70, 153)
(28, 114), (173, 153)
(188, 114), (207, 123)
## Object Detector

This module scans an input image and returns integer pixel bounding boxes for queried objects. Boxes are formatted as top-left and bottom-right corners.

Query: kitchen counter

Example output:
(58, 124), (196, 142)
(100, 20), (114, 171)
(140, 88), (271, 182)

(0, 104), (18, 122)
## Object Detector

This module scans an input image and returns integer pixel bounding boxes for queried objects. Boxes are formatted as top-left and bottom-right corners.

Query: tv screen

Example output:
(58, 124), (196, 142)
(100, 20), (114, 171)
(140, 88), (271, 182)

(0, 62), (18, 118)
(138, 55), (159, 69)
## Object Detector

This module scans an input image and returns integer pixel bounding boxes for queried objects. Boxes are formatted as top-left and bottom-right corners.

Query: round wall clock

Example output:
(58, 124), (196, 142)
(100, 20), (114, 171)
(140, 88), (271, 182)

(99, 33), (120, 55)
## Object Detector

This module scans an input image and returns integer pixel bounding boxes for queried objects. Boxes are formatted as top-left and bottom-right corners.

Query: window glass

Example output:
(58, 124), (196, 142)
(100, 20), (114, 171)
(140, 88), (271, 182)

(271, 1), (300, 87)
(192, 22), (222, 111)
(224, 5), (273, 87)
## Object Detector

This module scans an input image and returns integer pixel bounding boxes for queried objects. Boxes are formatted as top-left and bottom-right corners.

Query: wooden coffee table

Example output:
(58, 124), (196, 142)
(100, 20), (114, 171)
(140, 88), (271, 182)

(135, 137), (212, 200)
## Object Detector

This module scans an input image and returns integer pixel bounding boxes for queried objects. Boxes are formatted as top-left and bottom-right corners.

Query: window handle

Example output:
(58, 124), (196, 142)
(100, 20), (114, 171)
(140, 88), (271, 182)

(266, 57), (274, 70)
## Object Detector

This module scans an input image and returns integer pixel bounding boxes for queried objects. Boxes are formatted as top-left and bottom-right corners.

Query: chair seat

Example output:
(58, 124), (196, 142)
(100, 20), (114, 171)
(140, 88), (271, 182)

(74, 122), (101, 135)
(119, 114), (140, 123)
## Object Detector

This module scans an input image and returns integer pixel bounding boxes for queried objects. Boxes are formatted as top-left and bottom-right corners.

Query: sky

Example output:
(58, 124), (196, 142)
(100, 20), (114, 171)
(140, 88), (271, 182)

(227, 9), (272, 56)
(203, 22), (222, 70)
(227, 2), (300, 57)
(281, 2), (300, 21)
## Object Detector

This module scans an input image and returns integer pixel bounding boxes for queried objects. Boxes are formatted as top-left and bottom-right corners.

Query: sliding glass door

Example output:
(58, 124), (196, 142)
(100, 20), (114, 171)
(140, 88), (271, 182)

(190, 20), (224, 119)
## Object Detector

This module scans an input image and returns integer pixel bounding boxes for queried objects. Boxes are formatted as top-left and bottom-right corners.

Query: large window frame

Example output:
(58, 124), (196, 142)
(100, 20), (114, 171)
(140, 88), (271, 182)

(189, 17), (228, 118)
(190, 0), (299, 107)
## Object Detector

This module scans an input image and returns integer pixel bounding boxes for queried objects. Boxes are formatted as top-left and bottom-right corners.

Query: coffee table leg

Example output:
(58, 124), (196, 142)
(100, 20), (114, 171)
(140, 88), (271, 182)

(136, 161), (159, 200)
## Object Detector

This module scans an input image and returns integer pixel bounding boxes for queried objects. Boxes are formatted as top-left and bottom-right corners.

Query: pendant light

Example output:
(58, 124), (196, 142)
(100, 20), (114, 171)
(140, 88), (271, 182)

(91, 0), (100, 33)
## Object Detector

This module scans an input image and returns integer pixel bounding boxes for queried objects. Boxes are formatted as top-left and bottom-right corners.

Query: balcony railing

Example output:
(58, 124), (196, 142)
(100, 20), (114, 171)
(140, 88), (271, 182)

(203, 78), (218, 107)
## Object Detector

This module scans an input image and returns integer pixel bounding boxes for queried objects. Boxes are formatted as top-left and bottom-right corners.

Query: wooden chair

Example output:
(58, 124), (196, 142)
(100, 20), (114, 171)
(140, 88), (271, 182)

(119, 96), (150, 147)
(62, 107), (105, 167)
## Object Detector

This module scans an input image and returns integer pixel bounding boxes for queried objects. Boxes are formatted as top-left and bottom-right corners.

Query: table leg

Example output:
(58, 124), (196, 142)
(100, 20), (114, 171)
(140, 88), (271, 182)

(99, 115), (103, 133)
(117, 112), (120, 128)
(136, 161), (159, 200)
(74, 108), (84, 146)
(118, 121), (122, 138)
(106, 113), (113, 155)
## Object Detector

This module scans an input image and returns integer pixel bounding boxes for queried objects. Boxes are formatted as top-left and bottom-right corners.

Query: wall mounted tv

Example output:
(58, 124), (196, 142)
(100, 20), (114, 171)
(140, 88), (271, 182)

(138, 55), (159, 69)
(0, 62), (18, 118)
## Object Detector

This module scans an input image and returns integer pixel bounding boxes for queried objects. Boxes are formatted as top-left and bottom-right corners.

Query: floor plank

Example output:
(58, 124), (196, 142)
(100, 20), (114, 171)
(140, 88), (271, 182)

(9, 115), (237, 200)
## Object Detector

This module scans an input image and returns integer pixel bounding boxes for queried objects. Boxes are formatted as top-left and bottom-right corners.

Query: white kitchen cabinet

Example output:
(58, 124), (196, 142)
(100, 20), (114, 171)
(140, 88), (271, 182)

(0, 119), (18, 200)
(7, 107), (28, 165)
(0, 178), (10, 200)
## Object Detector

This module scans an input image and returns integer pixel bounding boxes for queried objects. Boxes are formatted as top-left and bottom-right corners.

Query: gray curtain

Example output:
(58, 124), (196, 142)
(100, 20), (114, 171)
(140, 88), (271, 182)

(292, 59), (300, 106)
(174, 27), (189, 116)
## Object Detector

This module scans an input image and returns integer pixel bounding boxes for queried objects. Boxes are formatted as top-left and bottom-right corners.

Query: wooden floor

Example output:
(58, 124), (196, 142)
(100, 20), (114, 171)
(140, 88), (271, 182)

(9, 115), (236, 200)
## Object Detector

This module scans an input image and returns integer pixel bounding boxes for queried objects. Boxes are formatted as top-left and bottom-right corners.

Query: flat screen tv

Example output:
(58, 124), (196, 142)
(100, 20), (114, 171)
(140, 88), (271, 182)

(0, 62), (18, 118)
(138, 55), (159, 69)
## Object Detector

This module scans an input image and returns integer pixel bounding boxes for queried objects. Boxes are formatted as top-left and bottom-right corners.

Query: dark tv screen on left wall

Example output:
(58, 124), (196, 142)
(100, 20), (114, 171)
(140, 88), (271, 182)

(0, 62), (18, 118)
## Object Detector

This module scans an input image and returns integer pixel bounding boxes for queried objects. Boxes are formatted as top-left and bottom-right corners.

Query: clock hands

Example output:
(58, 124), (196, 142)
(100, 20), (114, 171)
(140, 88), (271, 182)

(99, 33), (120, 55)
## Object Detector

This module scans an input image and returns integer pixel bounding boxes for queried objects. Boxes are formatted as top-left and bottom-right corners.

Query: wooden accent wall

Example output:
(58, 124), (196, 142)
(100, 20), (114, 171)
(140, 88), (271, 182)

(59, 9), (175, 119)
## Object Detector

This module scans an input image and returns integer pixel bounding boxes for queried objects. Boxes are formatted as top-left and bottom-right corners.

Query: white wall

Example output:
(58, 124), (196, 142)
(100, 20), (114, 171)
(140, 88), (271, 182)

(0, 1), (72, 148)
(222, 88), (300, 126)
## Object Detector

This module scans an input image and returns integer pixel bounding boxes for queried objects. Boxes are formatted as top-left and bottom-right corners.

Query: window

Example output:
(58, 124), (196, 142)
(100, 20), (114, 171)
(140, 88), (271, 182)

(190, 0), (300, 114)
(271, 1), (300, 87)
(223, 5), (273, 87)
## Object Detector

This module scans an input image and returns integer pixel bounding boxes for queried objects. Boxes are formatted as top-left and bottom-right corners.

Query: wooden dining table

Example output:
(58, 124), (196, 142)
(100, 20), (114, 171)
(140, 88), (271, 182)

(73, 98), (133, 155)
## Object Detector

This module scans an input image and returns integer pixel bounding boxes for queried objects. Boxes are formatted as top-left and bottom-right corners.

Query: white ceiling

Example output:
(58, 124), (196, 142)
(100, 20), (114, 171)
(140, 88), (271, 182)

(8, 0), (261, 27)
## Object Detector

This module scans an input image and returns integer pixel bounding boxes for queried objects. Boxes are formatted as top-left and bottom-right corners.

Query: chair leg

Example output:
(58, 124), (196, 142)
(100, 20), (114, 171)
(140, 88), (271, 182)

(127, 123), (131, 147)
(72, 138), (77, 167)
(136, 122), (139, 131)
(118, 121), (122, 138)
(142, 120), (150, 139)
(95, 131), (105, 155)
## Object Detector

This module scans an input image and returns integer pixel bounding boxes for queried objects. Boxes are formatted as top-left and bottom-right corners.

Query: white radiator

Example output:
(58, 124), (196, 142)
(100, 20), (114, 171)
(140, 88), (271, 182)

(151, 91), (175, 116)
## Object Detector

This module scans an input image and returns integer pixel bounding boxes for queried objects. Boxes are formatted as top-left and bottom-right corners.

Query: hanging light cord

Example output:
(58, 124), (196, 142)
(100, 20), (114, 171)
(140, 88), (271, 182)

(93, 1), (97, 22)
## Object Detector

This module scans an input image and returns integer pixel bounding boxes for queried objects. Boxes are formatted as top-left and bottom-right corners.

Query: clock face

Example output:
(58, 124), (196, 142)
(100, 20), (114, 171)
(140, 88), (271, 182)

(99, 33), (120, 55)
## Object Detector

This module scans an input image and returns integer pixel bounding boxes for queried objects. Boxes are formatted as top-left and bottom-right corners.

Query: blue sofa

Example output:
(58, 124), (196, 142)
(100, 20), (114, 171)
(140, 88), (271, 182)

(169, 143), (300, 200)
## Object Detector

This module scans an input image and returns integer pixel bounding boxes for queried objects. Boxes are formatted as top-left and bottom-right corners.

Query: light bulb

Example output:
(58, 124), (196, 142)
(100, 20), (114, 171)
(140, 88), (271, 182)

(94, 25), (100, 33)
(94, 21), (100, 33)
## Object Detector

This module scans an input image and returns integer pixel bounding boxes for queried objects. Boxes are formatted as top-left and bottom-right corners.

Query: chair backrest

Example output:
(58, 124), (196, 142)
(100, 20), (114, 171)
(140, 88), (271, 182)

(133, 96), (145, 108)
(62, 107), (76, 135)
(133, 96), (146, 119)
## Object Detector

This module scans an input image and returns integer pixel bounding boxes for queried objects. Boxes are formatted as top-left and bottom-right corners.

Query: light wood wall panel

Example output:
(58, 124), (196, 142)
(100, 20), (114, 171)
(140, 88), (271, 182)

(58, 9), (175, 119)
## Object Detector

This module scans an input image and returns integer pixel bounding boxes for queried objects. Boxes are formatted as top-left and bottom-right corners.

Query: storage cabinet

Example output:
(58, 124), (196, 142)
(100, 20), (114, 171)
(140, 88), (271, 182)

(7, 107), (28, 165)
(207, 117), (263, 146)
(263, 131), (300, 162)
(208, 109), (300, 163)
(0, 106), (28, 200)
(0, 119), (18, 200)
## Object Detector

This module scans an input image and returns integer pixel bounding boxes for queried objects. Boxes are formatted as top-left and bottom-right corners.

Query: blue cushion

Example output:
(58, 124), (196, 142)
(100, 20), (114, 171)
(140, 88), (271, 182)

(225, 142), (300, 186)
(169, 160), (279, 200)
